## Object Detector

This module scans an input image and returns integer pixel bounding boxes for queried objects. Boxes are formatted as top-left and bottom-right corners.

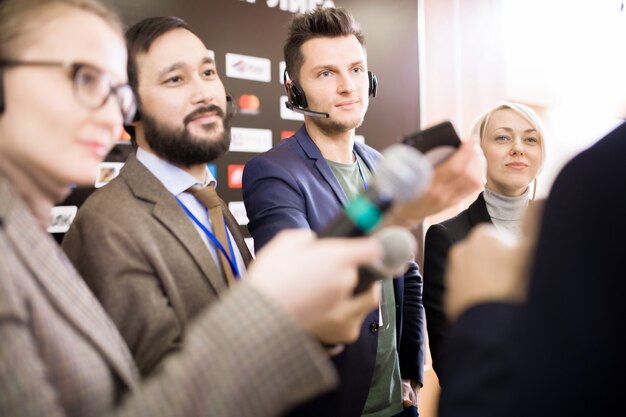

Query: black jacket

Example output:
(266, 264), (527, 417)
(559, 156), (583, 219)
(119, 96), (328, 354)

(423, 193), (492, 377)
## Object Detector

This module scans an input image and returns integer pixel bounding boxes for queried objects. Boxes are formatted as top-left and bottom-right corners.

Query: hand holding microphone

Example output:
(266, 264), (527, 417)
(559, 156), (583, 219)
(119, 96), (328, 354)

(320, 143), (433, 238)
(304, 226), (417, 346)
(353, 226), (417, 294)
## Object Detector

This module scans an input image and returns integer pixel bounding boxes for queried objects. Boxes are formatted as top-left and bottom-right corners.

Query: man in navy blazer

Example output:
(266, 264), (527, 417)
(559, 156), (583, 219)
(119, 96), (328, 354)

(243, 7), (487, 417)
(439, 121), (626, 416)
(243, 8), (423, 417)
(244, 125), (423, 417)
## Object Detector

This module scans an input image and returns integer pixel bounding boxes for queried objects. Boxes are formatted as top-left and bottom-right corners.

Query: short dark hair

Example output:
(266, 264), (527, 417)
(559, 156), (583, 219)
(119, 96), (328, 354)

(124, 16), (193, 142)
(283, 7), (365, 83)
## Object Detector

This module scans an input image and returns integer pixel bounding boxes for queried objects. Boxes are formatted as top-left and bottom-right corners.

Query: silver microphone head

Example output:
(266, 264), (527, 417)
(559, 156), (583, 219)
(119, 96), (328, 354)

(372, 226), (417, 276)
(373, 144), (433, 203)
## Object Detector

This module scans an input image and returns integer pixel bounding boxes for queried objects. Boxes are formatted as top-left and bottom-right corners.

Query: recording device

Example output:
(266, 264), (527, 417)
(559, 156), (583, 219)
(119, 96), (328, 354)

(319, 143), (432, 238)
(353, 226), (417, 294)
(283, 68), (378, 118)
(402, 121), (462, 166)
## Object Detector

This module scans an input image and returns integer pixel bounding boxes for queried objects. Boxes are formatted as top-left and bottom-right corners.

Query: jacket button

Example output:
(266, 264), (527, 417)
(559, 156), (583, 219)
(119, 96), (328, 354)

(370, 322), (379, 333)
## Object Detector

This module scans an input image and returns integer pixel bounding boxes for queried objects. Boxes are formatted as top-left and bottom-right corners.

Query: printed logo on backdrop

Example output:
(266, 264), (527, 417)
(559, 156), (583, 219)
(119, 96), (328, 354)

(48, 206), (78, 234)
(238, 0), (336, 13)
(95, 162), (124, 188)
(228, 201), (249, 226)
(280, 96), (304, 121)
(281, 130), (296, 140)
(238, 94), (261, 115)
(229, 127), (273, 153)
(228, 164), (245, 189)
(355, 135), (365, 144)
(225, 53), (271, 82)
(207, 49), (215, 60)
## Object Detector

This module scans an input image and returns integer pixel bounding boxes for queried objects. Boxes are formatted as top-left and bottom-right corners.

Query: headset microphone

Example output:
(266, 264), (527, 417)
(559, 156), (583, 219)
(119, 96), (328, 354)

(283, 68), (377, 119)
(284, 100), (329, 118)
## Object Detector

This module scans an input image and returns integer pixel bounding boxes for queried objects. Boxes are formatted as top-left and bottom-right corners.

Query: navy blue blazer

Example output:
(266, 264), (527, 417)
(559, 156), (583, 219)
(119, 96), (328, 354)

(423, 193), (492, 378)
(439, 122), (626, 416)
(243, 126), (425, 417)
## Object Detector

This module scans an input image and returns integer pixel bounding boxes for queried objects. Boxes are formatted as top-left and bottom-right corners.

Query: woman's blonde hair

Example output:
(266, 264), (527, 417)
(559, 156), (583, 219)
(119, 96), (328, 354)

(0, 0), (123, 60)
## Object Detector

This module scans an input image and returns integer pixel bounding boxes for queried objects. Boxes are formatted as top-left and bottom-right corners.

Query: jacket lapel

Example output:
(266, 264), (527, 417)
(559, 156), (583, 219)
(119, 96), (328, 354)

(0, 181), (138, 391)
(121, 154), (226, 294)
(353, 141), (383, 174)
(468, 192), (493, 226)
(294, 126), (349, 207)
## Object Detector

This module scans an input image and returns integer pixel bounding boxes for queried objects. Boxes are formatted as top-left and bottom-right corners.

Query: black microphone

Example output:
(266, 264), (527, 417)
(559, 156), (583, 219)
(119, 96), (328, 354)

(353, 226), (417, 294)
(319, 143), (432, 238)
(284, 101), (330, 118)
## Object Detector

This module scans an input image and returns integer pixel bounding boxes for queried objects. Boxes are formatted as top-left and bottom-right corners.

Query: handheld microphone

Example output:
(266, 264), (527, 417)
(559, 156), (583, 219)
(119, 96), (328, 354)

(284, 101), (330, 118)
(353, 226), (417, 294)
(319, 144), (432, 238)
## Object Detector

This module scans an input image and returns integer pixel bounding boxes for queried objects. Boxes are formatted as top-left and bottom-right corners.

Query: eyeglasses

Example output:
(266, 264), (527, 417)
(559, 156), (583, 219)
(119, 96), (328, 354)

(0, 59), (137, 125)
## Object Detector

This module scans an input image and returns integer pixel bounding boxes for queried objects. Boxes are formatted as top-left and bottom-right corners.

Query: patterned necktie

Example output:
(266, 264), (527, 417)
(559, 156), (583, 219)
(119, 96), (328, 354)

(188, 185), (236, 286)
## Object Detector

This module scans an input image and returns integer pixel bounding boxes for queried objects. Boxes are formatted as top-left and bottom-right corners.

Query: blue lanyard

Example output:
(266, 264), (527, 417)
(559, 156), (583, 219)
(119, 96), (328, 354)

(175, 196), (240, 279)
(354, 150), (369, 190)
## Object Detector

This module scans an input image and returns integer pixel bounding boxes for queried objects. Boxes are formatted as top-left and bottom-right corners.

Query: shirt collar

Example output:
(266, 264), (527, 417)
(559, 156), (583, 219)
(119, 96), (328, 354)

(136, 147), (217, 196)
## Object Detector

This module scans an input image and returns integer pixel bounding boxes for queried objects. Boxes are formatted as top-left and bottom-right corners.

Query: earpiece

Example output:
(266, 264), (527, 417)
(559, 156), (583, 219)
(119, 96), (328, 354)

(284, 69), (309, 110)
(283, 68), (378, 118)
(0, 67), (5, 114)
(132, 102), (141, 122)
(226, 93), (237, 117)
(368, 71), (378, 98)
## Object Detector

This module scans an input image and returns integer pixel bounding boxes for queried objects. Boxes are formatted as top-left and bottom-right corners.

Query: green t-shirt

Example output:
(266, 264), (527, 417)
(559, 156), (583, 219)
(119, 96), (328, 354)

(327, 153), (403, 417)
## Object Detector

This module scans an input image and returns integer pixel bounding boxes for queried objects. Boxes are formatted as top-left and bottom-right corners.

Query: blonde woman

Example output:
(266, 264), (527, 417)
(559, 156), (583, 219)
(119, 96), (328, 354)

(423, 102), (545, 379)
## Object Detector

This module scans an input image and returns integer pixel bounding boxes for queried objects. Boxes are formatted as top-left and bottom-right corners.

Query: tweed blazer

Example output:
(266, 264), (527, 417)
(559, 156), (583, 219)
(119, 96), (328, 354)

(62, 152), (253, 376)
(423, 193), (492, 377)
(0, 179), (336, 417)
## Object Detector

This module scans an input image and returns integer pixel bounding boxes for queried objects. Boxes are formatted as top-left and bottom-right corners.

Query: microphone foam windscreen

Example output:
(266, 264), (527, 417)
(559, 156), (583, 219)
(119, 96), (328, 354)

(374, 144), (433, 203)
(373, 226), (417, 276)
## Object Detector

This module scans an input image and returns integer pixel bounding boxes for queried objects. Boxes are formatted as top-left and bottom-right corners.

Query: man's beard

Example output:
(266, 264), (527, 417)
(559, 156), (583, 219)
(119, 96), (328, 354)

(142, 104), (232, 167)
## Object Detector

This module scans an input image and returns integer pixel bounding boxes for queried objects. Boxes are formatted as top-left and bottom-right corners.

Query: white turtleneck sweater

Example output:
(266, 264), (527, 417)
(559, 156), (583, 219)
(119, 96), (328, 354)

(483, 187), (531, 238)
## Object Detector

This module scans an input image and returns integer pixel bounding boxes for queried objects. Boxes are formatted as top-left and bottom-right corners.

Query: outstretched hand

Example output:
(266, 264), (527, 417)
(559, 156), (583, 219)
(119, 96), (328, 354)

(387, 139), (486, 227)
(444, 199), (545, 321)
(248, 229), (382, 337)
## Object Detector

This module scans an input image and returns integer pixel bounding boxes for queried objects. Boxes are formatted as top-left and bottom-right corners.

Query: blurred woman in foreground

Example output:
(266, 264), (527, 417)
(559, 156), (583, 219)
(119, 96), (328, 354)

(0, 1), (381, 415)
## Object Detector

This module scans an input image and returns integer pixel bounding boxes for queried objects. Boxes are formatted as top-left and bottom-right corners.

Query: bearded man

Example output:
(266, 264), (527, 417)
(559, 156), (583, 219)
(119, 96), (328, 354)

(62, 16), (254, 376)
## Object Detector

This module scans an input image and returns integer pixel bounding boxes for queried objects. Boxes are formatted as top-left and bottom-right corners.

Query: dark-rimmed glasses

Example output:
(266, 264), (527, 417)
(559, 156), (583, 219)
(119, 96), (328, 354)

(0, 59), (137, 125)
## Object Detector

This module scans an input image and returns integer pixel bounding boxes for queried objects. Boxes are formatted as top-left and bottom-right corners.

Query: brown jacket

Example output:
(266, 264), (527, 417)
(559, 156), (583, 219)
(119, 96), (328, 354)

(63, 153), (253, 376)
(0, 179), (336, 417)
